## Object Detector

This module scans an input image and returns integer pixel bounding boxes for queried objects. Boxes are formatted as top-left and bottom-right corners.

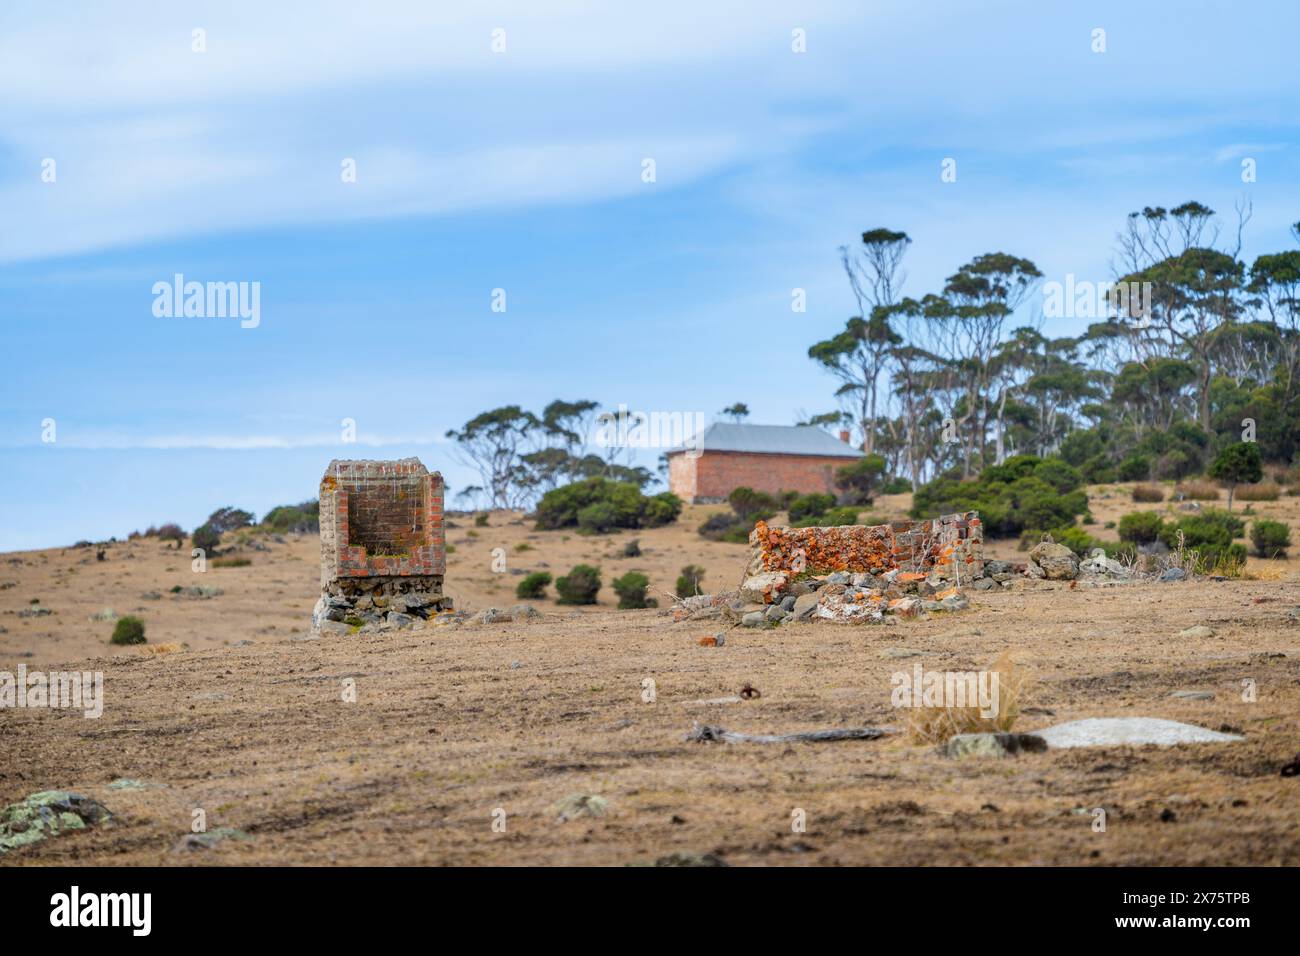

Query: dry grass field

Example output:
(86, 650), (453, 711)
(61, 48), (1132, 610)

(2, 489), (1299, 866)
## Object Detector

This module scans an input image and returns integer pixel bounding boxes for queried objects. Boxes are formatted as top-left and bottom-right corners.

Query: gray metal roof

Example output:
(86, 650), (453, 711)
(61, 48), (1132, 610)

(667, 423), (862, 458)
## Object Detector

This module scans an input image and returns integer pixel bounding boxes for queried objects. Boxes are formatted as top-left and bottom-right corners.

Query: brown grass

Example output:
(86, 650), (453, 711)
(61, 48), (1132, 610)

(136, 641), (185, 655)
(903, 651), (1030, 744)
(1176, 479), (1220, 501)
(1131, 484), (1165, 503)
(1235, 480), (1281, 502)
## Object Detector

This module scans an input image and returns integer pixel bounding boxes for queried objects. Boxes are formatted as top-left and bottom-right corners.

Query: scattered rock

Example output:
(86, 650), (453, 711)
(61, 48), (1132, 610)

(552, 794), (608, 821)
(1028, 541), (1079, 580)
(653, 852), (728, 867)
(739, 572), (787, 605)
(1034, 717), (1243, 749)
(791, 593), (819, 622)
(174, 827), (252, 852)
(0, 791), (113, 855)
(882, 647), (924, 659)
(1170, 690), (1215, 701)
(1159, 568), (1187, 582)
(741, 611), (767, 628)
(107, 778), (166, 791)
(941, 732), (1047, 758)
(1178, 625), (1215, 639)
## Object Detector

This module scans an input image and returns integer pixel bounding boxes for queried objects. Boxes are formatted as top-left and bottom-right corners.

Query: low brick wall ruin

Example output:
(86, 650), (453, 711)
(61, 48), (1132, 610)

(748, 512), (983, 583)
(312, 458), (452, 634)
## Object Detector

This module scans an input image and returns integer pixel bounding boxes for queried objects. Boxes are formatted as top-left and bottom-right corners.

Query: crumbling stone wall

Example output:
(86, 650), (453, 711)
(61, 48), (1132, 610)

(313, 458), (451, 634)
(749, 512), (982, 583)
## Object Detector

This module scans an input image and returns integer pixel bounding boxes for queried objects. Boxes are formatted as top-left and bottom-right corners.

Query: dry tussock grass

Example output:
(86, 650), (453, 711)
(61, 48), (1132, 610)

(1176, 479), (1220, 501)
(1131, 484), (1165, 502)
(904, 651), (1031, 745)
(136, 641), (185, 656)
(1235, 480), (1281, 501)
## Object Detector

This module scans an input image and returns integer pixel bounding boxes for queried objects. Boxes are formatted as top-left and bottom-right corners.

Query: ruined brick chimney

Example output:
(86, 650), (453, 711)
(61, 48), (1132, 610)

(312, 458), (451, 633)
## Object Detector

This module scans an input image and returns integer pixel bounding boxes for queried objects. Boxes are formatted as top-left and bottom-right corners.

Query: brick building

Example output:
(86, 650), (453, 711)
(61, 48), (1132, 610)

(666, 423), (862, 504)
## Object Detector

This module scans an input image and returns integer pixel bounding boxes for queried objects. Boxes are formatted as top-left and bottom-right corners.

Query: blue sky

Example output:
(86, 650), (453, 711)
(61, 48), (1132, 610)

(2, 0), (1298, 550)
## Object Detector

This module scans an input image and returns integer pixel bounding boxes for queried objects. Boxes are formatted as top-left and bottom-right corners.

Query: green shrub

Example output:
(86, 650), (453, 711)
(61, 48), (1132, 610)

(1118, 511), (1165, 544)
(535, 478), (680, 533)
(640, 492), (684, 528)
(1207, 442), (1263, 508)
(155, 523), (186, 544)
(1117, 456), (1151, 482)
(555, 564), (601, 604)
(697, 512), (751, 543)
(475, 513), (490, 527)
(793, 506), (861, 528)
(621, 538), (642, 558)
(727, 487), (778, 521)
(612, 571), (651, 609)
(1033, 458), (1084, 494)
(881, 476), (913, 494)
(261, 501), (320, 533)
(516, 571), (552, 600)
(1161, 509), (1247, 566)
(788, 492), (836, 523)
(577, 501), (620, 534)
(110, 616), (146, 645)
(676, 564), (706, 598)
(1249, 519), (1292, 558)
(191, 524), (221, 554)
(835, 454), (885, 505)
(911, 456), (1088, 539)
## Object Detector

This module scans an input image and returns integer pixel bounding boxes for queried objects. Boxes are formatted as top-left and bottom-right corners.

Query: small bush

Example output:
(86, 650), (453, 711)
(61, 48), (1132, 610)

(191, 524), (221, 554)
(110, 616), (146, 645)
(1117, 456), (1151, 482)
(1236, 480), (1281, 502)
(261, 500), (320, 533)
(475, 513), (490, 527)
(727, 487), (778, 522)
(793, 506), (861, 528)
(834, 454), (885, 505)
(156, 523), (186, 546)
(788, 492), (836, 524)
(621, 538), (642, 558)
(1119, 511), (1166, 544)
(676, 564), (706, 598)
(1161, 509), (1246, 566)
(1131, 484), (1164, 503)
(1176, 480), (1220, 501)
(516, 571), (552, 600)
(555, 564), (601, 605)
(697, 512), (751, 543)
(881, 476), (912, 494)
(1250, 519), (1292, 558)
(612, 571), (651, 609)
(535, 478), (681, 533)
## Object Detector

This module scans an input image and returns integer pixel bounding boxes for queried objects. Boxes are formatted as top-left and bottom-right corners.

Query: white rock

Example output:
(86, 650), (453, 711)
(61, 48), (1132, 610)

(1035, 717), (1242, 749)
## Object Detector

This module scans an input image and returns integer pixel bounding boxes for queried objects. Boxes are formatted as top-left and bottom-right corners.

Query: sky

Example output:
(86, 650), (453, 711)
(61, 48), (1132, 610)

(2, 0), (1299, 550)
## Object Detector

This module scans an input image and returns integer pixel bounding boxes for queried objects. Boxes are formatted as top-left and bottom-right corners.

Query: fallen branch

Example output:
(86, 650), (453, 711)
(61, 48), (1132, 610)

(686, 722), (889, 744)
